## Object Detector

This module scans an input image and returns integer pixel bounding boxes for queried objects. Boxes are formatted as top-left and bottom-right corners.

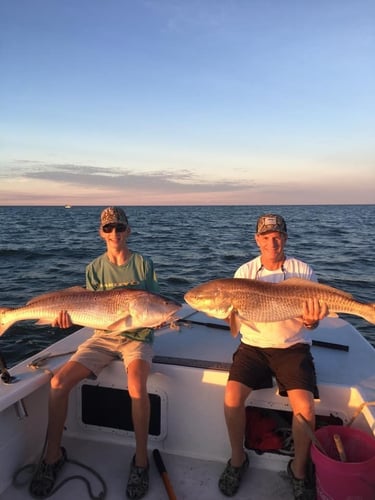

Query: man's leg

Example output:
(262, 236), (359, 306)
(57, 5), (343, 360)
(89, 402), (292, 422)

(287, 389), (315, 479)
(30, 361), (92, 498)
(224, 380), (252, 466)
(45, 361), (92, 462)
(127, 358), (151, 468)
(126, 358), (151, 500)
(218, 380), (251, 496)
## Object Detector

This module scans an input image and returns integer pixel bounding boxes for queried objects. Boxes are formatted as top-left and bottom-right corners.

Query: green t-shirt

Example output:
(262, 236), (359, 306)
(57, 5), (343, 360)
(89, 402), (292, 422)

(85, 251), (159, 343)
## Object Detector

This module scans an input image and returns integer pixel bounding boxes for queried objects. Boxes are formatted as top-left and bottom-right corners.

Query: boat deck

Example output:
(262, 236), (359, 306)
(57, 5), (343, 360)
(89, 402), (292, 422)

(4, 437), (293, 500)
(1, 307), (375, 499)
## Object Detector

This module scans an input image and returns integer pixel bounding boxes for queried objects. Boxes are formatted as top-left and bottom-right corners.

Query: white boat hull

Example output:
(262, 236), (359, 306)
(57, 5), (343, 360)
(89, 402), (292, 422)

(1, 306), (374, 499)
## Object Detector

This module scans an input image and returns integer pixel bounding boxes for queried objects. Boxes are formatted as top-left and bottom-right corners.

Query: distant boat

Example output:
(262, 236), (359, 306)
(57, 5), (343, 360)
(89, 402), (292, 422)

(64, 204), (72, 209)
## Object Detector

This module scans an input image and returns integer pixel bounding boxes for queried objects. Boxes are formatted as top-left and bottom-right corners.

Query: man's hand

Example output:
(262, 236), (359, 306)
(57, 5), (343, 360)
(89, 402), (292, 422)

(51, 310), (73, 329)
(302, 298), (328, 329)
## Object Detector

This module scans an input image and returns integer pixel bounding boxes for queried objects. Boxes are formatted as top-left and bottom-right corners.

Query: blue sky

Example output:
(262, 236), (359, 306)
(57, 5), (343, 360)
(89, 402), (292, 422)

(1, 0), (374, 205)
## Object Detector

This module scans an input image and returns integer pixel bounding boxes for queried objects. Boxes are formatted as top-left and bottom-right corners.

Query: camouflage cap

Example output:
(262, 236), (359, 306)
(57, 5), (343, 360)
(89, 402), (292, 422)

(100, 207), (128, 226)
(256, 214), (287, 235)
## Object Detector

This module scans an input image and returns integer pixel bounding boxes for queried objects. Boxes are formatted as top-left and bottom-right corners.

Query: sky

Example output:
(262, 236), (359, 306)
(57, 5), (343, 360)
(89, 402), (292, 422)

(1, 0), (374, 206)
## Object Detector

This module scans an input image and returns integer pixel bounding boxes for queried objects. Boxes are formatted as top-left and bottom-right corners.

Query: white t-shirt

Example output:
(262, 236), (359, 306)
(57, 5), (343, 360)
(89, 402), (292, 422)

(234, 255), (317, 348)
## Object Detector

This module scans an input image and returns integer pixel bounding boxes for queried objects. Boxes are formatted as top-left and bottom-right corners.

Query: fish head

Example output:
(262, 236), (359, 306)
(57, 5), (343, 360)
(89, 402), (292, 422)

(129, 292), (182, 328)
(184, 280), (233, 319)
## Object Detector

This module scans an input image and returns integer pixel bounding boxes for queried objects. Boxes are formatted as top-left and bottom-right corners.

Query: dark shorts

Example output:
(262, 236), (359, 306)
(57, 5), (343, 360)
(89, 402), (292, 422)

(228, 342), (319, 398)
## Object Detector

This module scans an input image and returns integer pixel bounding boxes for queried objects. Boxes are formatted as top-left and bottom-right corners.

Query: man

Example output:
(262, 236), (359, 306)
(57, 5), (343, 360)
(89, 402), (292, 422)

(218, 214), (328, 499)
(30, 207), (159, 500)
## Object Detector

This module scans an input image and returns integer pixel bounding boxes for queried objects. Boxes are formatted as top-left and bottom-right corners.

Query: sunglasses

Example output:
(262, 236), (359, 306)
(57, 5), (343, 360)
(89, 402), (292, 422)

(102, 223), (127, 233)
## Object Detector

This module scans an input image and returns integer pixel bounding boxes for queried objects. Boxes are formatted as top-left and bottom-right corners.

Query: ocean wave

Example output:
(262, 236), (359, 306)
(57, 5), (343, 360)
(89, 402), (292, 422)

(1, 204), (374, 368)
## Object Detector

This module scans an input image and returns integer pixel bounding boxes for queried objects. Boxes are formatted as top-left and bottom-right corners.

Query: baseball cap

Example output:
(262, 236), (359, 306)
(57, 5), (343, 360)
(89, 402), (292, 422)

(100, 207), (128, 227)
(256, 214), (287, 234)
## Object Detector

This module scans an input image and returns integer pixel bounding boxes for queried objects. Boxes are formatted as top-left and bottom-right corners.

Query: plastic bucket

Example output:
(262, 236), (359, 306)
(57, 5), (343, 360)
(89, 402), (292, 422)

(311, 425), (375, 500)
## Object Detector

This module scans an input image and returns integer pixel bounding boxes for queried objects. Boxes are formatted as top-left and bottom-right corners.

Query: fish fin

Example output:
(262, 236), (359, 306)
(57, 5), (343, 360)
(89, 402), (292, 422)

(279, 278), (354, 299)
(240, 318), (260, 332)
(106, 317), (130, 332)
(0, 326), (9, 337)
(0, 308), (15, 336)
(27, 286), (87, 305)
(35, 318), (54, 325)
(62, 286), (88, 293)
(0, 322), (14, 336)
(229, 312), (240, 337)
(0, 307), (12, 313)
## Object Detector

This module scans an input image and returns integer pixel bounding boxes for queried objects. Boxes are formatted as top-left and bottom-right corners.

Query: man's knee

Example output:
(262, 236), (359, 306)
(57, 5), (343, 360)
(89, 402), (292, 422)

(225, 381), (251, 408)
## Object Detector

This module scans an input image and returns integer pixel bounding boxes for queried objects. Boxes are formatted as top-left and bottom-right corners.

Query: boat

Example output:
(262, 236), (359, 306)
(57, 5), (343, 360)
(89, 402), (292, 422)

(0, 304), (374, 499)
(64, 205), (72, 209)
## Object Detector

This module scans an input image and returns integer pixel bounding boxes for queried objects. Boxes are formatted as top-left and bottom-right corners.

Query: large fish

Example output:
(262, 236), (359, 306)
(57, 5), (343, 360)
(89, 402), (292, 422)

(184, 277), (375, 336)
(0, 286), (182, 336)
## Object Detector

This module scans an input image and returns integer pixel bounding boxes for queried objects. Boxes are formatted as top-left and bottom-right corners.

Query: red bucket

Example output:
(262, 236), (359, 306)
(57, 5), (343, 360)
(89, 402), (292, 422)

(311, 425), (375, 500)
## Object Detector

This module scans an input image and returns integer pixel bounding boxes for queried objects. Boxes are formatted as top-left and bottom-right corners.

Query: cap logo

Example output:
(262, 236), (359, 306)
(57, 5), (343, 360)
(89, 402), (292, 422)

(263, 216), (277, 226)
(256, 214), (287, 234)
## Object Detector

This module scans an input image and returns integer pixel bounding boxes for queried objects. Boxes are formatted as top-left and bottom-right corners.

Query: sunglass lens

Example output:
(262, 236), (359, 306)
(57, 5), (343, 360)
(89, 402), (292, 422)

(103, 224), (127, 233)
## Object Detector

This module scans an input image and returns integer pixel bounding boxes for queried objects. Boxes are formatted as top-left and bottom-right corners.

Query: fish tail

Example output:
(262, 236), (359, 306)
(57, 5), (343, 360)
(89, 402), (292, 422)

(0, 308), (15, 336)
(363, 303), (375, 325)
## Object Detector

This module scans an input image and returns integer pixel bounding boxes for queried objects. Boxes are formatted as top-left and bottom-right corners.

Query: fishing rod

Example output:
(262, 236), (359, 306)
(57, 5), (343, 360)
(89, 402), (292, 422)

(177, 319), (349, 352)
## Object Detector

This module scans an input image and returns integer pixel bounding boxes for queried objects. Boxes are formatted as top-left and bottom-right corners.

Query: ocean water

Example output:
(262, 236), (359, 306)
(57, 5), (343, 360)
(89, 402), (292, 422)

(0, 205), (374, 368)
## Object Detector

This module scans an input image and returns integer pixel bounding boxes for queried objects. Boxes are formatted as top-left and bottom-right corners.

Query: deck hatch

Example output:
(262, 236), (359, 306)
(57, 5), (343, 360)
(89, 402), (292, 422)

(80, 384), (165, 438)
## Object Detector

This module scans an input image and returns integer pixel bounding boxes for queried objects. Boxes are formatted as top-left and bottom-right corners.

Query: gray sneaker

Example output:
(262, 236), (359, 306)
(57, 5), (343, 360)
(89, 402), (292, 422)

(126, 455), (149, 499)
(29, 447), (67, 498)
(287, 460), (315, 500)
(218, 453), (249, 497)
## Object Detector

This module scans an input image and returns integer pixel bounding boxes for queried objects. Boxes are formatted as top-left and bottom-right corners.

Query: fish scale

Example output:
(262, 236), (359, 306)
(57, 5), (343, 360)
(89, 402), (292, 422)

(184, 277), (375, 325)
(0, 287), (181, 336)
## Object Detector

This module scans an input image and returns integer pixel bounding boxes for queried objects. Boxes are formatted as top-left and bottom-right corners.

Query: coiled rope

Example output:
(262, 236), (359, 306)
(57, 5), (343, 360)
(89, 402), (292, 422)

(12, 352), (108, 498)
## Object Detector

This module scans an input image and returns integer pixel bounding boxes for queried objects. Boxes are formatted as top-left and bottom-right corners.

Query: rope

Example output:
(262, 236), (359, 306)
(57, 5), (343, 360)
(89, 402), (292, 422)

(13, 459), (107, 499)
(27, 350), (76, 370)
(13, 433), (107, 499)
(13, 353), (108, 499)
(26, 351), (76, 380)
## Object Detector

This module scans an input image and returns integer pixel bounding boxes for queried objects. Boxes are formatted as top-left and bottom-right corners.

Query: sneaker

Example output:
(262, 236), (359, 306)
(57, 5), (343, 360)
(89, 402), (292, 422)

(218, 453), (249, 497)
(287, 460), (315, 500)
(126, 455), (149, 499)
(29, 447), (67, 498)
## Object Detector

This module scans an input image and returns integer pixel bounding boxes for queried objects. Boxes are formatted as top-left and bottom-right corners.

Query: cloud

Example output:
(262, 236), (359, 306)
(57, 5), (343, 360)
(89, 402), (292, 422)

(11, 161), (257, 195)
(1, 159), (373, 206)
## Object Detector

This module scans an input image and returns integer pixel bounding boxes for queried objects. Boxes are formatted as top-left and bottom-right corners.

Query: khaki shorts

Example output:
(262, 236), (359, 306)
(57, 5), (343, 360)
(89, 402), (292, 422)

(70, 334), (154, 378)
